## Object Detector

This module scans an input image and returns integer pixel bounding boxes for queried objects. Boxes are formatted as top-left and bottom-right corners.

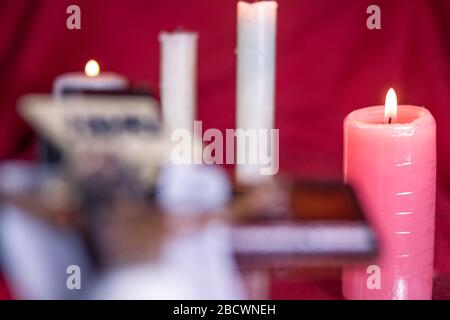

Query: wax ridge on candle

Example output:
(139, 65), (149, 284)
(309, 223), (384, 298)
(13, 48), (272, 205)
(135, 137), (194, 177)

(346, 106), (435, 128)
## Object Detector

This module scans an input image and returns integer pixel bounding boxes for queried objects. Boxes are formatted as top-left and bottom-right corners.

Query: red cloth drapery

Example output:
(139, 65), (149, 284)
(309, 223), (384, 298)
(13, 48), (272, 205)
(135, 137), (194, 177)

(1, 0), (449, 299)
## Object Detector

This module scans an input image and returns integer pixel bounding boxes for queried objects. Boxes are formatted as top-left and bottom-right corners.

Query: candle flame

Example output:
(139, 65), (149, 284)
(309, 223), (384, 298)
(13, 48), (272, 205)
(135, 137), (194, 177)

(85, 60), (100, 77)
(385, 88), (397, 123)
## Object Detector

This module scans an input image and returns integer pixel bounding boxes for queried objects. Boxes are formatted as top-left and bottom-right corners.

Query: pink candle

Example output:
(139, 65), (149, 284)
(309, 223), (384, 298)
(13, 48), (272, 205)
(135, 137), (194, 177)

(342, 89), (436, 300)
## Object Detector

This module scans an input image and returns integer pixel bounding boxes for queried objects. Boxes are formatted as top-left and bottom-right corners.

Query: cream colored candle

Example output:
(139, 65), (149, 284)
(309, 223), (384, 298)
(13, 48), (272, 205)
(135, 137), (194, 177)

(159, 31), (198, 132)
(53, 60), (128, 98)
(236, 1), (278, 185)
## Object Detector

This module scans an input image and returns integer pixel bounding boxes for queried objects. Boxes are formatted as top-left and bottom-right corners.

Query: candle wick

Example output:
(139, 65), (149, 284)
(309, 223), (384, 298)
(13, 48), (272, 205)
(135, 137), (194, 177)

(388, 117), (392, 124)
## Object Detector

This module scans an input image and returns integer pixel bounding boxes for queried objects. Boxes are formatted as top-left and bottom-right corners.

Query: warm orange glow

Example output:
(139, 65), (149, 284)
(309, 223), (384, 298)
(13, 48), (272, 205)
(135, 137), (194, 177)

(385, 88), (397, 123)
(84, 60), (100, 77)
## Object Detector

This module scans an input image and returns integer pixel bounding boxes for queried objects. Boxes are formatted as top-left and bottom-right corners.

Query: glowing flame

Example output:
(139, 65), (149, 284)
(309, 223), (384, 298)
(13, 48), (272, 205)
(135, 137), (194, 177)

(385, 88), (397, 123)
(84, 60), (100, 77)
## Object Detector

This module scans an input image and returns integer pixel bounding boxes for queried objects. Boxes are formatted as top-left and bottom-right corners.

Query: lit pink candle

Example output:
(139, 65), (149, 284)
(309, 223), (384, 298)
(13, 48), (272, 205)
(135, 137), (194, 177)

(342, 89), (436, 300)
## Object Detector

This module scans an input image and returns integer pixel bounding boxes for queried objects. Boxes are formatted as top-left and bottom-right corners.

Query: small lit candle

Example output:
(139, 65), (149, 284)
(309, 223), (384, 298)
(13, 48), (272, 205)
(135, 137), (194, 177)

(43, 60), (128, 163)
(342, 89), (436, 300)
(53, 59), (128, 98)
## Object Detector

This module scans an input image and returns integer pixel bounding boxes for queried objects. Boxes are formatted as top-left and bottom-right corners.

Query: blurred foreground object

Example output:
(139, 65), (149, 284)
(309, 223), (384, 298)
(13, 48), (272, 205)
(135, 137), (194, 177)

(0, 95), (378, 299)
(233, 182), (377, 268)
(43, 59), (129, 164)
(0, 163), (377, 299)
(0, 162), (91, 299)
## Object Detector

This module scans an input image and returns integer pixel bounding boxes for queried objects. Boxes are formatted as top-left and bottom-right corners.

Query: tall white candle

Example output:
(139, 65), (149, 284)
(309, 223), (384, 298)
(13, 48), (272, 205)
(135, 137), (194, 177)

(159, 31), (198, 132)
(236, 1), (278, 185)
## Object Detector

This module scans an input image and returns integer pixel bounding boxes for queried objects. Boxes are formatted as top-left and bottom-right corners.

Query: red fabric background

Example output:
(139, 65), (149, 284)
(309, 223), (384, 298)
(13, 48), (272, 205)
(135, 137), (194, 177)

(0, 0), (449, 299)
